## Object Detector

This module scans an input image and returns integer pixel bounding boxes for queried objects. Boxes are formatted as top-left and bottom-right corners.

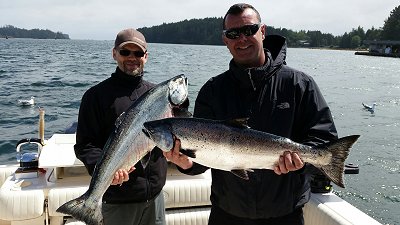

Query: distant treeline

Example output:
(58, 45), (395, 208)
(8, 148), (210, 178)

(0, 25), (70, 39)
(139, 18), (223, 45)
(138, 17), (379, 49)
(139, 5), (399, 49)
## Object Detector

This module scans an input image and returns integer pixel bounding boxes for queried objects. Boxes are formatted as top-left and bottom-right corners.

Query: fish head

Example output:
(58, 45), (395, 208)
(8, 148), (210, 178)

(168, 74), (188, 106)
(142, 119), (174, 152)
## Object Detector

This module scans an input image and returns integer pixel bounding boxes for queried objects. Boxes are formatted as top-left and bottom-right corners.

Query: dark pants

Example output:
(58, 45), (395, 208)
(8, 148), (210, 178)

(102, 192), (166, 225)
(208, 205), (304, 225)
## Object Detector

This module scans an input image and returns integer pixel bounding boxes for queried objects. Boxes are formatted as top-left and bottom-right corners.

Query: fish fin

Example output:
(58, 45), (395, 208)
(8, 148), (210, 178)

(224, 118), (250, 129)
(56, 192), (103, 225)
(172, 107), (193, 118)
(231, 169), (253, 180)
(180, 148), (196, 158)
(319, 135), (360, 188)
(172, 98), (192, 117)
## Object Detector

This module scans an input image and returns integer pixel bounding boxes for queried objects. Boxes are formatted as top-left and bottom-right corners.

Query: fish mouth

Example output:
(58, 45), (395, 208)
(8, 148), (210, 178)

(169, 76), (188, 106)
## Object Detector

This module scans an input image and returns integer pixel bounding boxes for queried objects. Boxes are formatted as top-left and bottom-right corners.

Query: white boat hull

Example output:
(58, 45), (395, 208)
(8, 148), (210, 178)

(0, 134), (382, 225)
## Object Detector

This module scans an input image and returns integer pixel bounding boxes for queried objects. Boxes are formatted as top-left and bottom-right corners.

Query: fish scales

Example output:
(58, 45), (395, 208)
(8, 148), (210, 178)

(164, 118), (332, 170)
(57, 75), (189, 225)
(142, 117), (360, 188)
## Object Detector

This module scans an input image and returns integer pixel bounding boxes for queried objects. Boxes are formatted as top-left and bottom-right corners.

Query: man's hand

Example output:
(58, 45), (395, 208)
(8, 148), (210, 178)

(273, 151), (304, 175)
(163, 139), (193, 170)
(111, 166), (135, 185)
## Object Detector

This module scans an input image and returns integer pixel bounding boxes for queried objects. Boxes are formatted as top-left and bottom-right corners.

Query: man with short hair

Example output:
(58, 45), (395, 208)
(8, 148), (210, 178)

(75, 28), (166, 225)
(165, 3), (338, 225)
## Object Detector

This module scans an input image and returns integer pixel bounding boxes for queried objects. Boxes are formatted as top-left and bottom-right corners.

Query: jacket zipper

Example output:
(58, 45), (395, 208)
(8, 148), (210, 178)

(248, 69), (256, 91)
(146, 156), (151, 202)
(257, 64), (283, 111)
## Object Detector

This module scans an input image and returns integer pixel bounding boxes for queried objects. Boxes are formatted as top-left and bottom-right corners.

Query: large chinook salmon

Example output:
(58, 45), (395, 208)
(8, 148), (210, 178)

(142, 117), (360, 188)
(57, 75), (189, 225)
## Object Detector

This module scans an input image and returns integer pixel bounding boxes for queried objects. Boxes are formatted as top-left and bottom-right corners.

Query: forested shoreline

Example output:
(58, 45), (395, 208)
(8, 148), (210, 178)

(2, 5), (398, 49)
(0, 25), (69, 39)
(138, 5), (399, 49)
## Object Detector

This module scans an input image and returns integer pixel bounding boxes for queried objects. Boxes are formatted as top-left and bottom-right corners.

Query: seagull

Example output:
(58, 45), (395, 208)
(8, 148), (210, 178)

(18, 96), (35, 106)
(362, 102), (376, 113)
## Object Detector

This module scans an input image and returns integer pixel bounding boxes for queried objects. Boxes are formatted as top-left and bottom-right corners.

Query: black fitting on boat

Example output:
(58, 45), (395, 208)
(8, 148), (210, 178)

(15, 138), (43, 169)
(311, 174), (332, 193)
(344, 163), (359, 174)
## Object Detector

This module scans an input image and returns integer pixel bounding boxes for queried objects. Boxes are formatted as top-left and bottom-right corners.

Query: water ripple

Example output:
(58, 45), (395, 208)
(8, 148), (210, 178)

(1, 39), (399, 225)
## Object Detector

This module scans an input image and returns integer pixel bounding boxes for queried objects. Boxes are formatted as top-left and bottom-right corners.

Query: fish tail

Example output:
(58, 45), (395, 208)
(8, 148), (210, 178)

(319, 135), (360, 188)
(56, 192), (103, 225)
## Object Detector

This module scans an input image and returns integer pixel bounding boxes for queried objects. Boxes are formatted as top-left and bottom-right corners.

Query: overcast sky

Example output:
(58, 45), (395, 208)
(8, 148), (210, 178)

(1, 0), (398, 40)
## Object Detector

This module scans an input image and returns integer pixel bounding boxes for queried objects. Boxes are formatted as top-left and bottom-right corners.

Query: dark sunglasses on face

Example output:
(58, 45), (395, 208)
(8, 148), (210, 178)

(223, 23), (261, 40)
(118, 49), (146, 57)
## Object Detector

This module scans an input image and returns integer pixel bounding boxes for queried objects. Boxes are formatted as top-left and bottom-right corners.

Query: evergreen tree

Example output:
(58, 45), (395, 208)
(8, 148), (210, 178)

(349, 26), (366, 41)
(340, 33), (351, 48)
(381, 5), (400, 40)
(365, 27), (381, 41)
(351, 35), (361, 48)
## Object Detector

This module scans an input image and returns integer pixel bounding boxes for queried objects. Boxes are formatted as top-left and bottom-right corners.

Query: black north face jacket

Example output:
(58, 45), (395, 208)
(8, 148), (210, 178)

(182, 35), (338, 219)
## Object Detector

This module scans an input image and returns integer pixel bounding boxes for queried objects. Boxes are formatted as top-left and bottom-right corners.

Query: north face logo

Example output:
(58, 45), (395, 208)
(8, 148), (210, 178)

(277, 102), (290, 109)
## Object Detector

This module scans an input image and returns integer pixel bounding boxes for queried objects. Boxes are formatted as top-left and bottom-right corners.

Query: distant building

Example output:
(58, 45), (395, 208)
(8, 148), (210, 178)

(355, 40), (400, 57)
(298, 40), (310, 47)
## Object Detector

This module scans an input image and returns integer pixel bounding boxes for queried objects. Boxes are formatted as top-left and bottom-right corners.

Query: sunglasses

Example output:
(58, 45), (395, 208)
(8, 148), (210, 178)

(118, 49), (146, 57)
(223, 23), (261, 40)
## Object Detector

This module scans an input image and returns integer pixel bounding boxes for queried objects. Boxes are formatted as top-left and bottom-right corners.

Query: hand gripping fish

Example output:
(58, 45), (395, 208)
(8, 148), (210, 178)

(142, 117), (360, 188)
(56, 75), (189, 225)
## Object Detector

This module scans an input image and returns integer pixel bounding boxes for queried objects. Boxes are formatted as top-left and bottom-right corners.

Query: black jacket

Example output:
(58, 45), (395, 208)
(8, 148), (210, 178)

(74, 67), (167, 203)
(183, 35), (338, 218)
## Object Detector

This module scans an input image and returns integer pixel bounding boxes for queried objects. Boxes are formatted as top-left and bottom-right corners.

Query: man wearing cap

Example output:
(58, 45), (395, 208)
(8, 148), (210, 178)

(74, 28), (167, 225)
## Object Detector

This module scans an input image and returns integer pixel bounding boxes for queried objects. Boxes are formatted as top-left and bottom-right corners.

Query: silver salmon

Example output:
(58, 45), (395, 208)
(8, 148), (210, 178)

(56, 75), (189, 225)
(142, 117), (360, 188)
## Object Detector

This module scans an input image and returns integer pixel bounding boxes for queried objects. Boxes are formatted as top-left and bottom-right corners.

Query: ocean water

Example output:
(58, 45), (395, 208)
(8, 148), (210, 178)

(0, 39), (399, 225)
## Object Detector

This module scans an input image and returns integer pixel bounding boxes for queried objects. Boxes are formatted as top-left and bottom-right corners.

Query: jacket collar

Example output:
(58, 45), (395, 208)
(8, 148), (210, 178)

(230, 55), (270, 90)
(229, 35), (287, 90)
(111, 67), (143, 87)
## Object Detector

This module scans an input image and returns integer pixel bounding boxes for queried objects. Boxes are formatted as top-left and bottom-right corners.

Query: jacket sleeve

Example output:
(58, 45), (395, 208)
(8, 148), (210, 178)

(74, 90), (104, 176)
(294, 75), (338, 175)
(295, 76), (338, 146)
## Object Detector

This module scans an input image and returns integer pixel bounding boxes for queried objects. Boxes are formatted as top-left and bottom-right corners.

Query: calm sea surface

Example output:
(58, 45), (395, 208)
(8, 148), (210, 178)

(0, 39), (399, 225)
